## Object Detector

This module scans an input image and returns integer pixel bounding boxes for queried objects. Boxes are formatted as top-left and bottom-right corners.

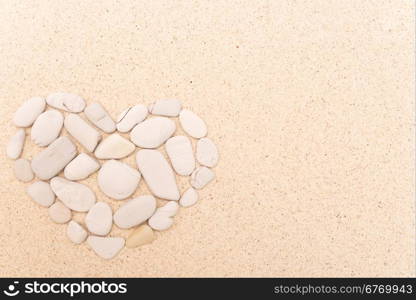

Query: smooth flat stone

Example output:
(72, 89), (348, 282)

(165, 136), (195, 176)
(64, 153), (100, 181)
(84, 103), (116, 133)
(113, 195), (156, 229)
(94, 134), (135, 159)
(136, 150), (180, 200)
(179, 109), (207, 139)
(6, 129), (25, 159)
(27, 181), (55, 207)
(116, 105), (148, 133)
(31, 110), (63, 146)
(13, 97), (46, 127)
(148, 201), (179, 231)
(190, 167), (215, 189)
(85, 202), (112, 236)
(97, 160), (141, 200)
(126, 225), (155, 248)
(48, 201), (71, 224)
(196, 138), (219, 167)
(179, 188), (198, 207)
(46, 93), (85, 113)
(87, 236), (125, 259)
(67, 220), (88, 244)
(130, 117), (175, 148)
(14, 158), (34, 182)
(50, 177), (96, 212)
(148, 99), (181, 117)
(31, 136), (77, 180)
(64, 114), (101, 152)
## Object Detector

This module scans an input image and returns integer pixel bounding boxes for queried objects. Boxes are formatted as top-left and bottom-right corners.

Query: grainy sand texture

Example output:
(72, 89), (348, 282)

(0, 0), (414, 277)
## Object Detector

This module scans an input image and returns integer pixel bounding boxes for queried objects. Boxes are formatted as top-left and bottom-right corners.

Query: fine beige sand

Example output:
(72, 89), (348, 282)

(0, 1), (414, 277)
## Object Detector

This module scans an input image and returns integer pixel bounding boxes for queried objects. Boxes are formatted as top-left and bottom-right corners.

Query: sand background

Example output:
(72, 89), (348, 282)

(0, 0), (414, 277)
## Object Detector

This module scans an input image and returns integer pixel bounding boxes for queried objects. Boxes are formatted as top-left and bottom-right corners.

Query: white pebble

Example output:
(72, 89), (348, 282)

(50, 177), (96, 212)
(179, 109), (207, 138)
(46, 92), (85, 113)
(31, 136), (77, 180)
(116, 105), (148, 133)
(13, 97), (46, 127)
(87, 236), (125, 259)
(64, 114), (101, 152)
(136, 149), (180, 201)
(179, 188), (198, 207)
(148, 99), (181, 117)
(97, 160), (141, 200)
(14, 158), (34, 182)
(31, 110), (63, 146)
(27, 181), (55, 207)
(130, 117), (175, 148)
(94, 133), (135, 159)
(148, 201), (179, 231)
(190, 167), (215, 189)
(64, 153), (100, 181)
(48, 201), (71, 224)
(165, 136), (195, 176)
(85, 202), (112, 236)
(84, 103), (116, 133)
(67, 220), (88, 244)
(6, 129), (25, 159)
(196, 138), (219, 167)
(113, 195), (156, 229)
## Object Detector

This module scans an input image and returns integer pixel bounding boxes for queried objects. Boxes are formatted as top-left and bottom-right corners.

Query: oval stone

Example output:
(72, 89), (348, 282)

(31, 110), (64, 146)
(13, 97), (46, 127)
(85, 202), (112, 236)
(50, 177), (96, 212)
(113, 195), (156, 229)
(130, 117), (175, 148)
(46, 92), (85, 113)
(97, 160), (141, 200)
(116, 105), (148, 133)
(179, 109), (207, 138)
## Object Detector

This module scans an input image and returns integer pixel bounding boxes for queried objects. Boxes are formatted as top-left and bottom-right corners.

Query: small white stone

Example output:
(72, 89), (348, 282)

(130, 117), (176, 148)
(84, 103), (116, 133)
(67, 221), (88, 244)
(27, 181), (55, 207)
(46, 92), (85, 113)
(31, 136), (77, 180)
(190, 167), (215, 189)
(97, 160), (141, 200)
(113, 195), (156, 229)
(87, 236), (125, 259)
(50, 177), (96, 212)
(148, 201), (179, 231)
(94, 134), (135, 159)
(148, 99), (182, 117)
(179, 188), (198, 207)
(165, 136), (195, 176)
(136, 149), (180, 201)
(196, 138), (219, 167)
(85, 202), (112, 236)
(6, 129), (25, 159)
(14, 158), (34, 182)
(179, 109), (207, 138)
(64, 114), (101, 152)
(31, 110), (64, 146)
(116, 105), (148, 133)
(64, 153), (100, 181)
(48, 201), (71, 224)
(13, 97), (46, 127)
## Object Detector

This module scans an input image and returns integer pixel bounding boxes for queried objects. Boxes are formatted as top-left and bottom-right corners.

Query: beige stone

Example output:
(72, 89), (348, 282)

(126, 225), (155, 248)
